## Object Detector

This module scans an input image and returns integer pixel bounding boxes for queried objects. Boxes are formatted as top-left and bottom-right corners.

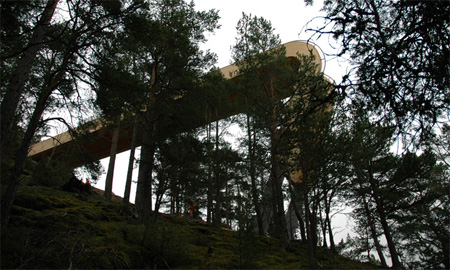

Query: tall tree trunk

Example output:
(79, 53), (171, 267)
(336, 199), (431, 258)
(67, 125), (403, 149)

(1, 90), (51, 224)
(135, 100), (157, 223)
(122, 117), (140, 209)
(292, 198), (307, 242)
(104, 126), (120, 201)
(1, 50), (70, 224)
(213, 119), (222, 227)
(207, 165), (213, 223)
(289, 183), (307, 242)
(323, 184), (336, 252)
(266, 77), (290, 250)
(247, 114), (264, 235)
(206, 121), (213, 224)
(270, 125), (290, 250)
(170, 192), (175, 215)
(319, 205), (328, 249)
(304, 177), (315, 265)
(176, 183), (180, 215)
(225, 172), (230, 227)
(154, 176), (165, 217)
(311, 193), (318, 255)
(324, 198), (336, 253)
(361, 192), (388, 268)
(135, 62), (158, 223)
(1, 0), (60, 155)
(368, 170), (402, 269)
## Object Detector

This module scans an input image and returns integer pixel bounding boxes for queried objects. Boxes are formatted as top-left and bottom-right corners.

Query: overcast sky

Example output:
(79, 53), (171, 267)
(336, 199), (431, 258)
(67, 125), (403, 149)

(194, 0), (350, 79)
(195, 0), (325, 67)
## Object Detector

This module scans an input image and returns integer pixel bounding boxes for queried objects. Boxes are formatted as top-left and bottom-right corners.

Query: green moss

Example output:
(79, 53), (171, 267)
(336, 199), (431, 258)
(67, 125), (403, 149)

(1, 184), (385, 269)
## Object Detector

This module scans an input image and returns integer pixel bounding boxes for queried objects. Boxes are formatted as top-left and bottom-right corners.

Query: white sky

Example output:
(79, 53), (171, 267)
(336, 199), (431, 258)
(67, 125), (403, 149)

(196, 0), (325, 67)
(88, 0), (354, 241)
(195, 0), (348, 75)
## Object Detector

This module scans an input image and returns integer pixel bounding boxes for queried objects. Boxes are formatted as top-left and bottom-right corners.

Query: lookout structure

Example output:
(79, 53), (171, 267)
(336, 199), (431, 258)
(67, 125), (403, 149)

(28, 41), (324, 167)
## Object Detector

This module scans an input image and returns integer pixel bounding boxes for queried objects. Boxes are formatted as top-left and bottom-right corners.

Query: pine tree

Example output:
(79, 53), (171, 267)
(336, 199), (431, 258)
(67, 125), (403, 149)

(153, 133), (206, 218)
(122, 0), (219, 223)
(232, 13), (294, 250)
(1, 0), (60, 155)
(1, 0), (136, 224)
(346, 113), (403, 269)
(307, 0), (450, 143)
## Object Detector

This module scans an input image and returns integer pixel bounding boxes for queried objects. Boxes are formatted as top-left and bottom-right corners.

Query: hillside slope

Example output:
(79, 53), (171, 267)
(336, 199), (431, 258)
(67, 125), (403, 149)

(1, 184), (383, 269)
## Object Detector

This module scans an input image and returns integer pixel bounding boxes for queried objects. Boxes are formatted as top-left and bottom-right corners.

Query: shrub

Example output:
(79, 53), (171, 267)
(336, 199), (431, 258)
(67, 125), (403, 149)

(31, 158), (73, 188)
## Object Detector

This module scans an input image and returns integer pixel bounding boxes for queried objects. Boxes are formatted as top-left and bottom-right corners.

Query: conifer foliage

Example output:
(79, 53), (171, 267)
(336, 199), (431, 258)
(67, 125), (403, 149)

(309, 0), (450, 141)
(1, 1), (448, 269)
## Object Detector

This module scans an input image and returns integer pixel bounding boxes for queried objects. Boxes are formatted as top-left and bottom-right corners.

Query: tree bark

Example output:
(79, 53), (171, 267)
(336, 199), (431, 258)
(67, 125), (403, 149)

(135, 62), (158, 223)
(154, 172), (166, 218)
(135, 99), (157, 223)
(1, 48), (70, 224)
(323, 188), (336, 252)
(206, 121), (213, 223)
(368, 168), (403, 269)
(175, 183), (180, 215)
(361, 192), (388, 268)
(319, 206), (328, 249)
(247, 114), (264, 235)
(268, 79), (290, 250)
(1, 91), (53, 224)
(225, 171), (230, 227)
(104, 126), (120, 201)
(1, 0), (60, 155)
(288, 182), (307, 242)
(122, 117), (140, 209)
(213, 119), (222, 227)
(270, 129), (289, 249)
(311, 192), (319, 256)
(292, 199), (307, 242)
(325, 200), (336, 253)
(303, 175), (315, 265)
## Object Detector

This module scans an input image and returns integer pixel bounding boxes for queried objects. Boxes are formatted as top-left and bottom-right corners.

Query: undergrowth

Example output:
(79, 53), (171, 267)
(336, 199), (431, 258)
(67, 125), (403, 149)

(1, 184), (383, 269)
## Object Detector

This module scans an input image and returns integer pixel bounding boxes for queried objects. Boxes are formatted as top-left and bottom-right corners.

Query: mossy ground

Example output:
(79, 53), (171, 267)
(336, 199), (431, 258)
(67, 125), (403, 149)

(1, 184), (383, 269)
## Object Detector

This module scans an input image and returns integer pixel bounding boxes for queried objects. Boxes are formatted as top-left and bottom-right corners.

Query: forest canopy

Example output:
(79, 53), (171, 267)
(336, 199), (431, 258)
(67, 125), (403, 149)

(1, 1), (449, 269)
